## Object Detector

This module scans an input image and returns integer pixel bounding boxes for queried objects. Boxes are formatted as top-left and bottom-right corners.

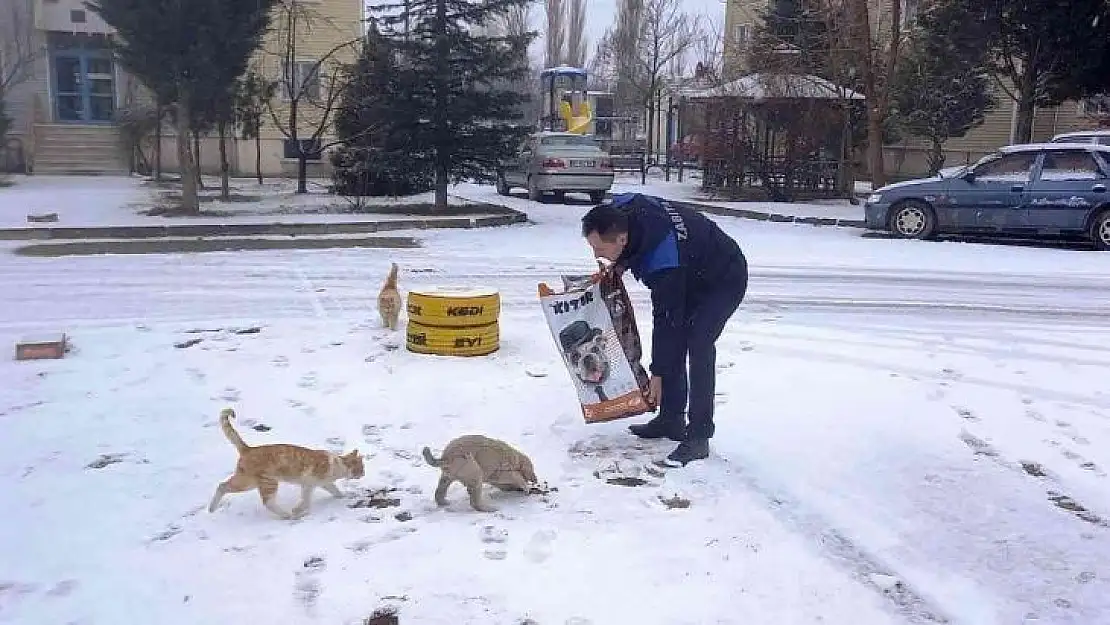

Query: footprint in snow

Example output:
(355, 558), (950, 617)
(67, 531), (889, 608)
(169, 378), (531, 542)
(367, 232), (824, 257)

(958, 431), (998, 457)
(953, 406), (979, 422)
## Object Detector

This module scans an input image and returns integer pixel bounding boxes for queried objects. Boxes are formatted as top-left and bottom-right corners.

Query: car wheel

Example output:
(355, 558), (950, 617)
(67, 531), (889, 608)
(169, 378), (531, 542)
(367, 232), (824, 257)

(888, 200), (936, 240)
(1091, 210), (1110, 250)
(527, 177), (543, 202)
(495, 173), (510, 196)
(589, 190), (606, 204)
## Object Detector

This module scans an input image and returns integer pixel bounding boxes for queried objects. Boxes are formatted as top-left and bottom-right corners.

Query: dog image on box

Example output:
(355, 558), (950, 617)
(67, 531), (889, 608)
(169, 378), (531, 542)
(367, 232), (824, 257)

(559, 319), (616, 402)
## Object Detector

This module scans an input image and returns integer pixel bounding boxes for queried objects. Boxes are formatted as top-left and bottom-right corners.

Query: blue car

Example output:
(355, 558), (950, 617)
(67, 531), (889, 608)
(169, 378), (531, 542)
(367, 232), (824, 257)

(864, 143), (1110, 249)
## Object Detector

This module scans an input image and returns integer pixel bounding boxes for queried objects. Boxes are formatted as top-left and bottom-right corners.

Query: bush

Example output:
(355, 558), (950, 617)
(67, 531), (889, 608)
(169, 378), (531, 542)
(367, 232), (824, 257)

(330, 145), (433, 198)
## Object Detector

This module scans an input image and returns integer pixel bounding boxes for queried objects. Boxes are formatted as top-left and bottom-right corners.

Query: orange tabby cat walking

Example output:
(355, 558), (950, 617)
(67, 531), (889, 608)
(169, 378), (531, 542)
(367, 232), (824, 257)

(207, 408), (365, 520)
(377, 262), (402, 330)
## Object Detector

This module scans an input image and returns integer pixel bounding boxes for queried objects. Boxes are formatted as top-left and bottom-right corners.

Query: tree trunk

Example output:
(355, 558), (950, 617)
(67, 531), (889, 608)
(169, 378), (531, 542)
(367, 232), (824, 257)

(255, 133), (263, 185)
(297, 154), (308, 194)
(218, 121), (230, 200)
(1013, 70), (1037, 144)
(866, 109), (885, 189)
(175, 99), (199, 213)
(193, 131), (204, 189)
(435, 165), (449, 210)
(432, 0), (449, 211)
(926, 138), (945, 175)
(154, 106), (163, 181)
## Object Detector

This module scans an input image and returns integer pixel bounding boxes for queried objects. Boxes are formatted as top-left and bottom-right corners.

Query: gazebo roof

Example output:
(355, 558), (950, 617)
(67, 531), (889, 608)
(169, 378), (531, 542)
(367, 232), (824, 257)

(683, 73), (865, 101)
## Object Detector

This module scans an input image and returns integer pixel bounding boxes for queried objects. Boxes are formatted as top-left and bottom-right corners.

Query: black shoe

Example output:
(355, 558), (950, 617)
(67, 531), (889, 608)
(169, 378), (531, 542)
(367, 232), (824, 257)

(628, 416), (686, 442)
(660, 438), (709, 467)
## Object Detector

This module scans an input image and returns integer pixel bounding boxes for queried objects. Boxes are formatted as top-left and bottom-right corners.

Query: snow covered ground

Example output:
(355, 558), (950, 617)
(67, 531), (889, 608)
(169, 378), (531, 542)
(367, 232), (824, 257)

(3, 185), (1110, 624)
(0, 176), (481, 230)
(0, 172), (864, 230)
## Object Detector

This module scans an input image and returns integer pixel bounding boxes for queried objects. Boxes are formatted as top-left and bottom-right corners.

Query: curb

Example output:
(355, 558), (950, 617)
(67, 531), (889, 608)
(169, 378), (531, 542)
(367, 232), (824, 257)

(13, 235), (421, 257)
(674, 200), (866, 229)
(0, 205), (529, 241)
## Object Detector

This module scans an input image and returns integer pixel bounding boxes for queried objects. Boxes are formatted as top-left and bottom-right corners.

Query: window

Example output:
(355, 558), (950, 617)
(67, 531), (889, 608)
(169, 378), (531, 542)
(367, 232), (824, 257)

(733, 24), (752, 47)
(282, 61), (321, 101)
(283, 138), (323, 161)
(973, 152), (1037, 182)
(1039, 150), (1104, 181)
(69, 9), (86, 23)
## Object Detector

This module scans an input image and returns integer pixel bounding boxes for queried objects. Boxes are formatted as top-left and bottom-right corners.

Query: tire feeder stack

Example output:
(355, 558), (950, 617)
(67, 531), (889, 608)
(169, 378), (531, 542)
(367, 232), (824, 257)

(405, 287), (501, 356)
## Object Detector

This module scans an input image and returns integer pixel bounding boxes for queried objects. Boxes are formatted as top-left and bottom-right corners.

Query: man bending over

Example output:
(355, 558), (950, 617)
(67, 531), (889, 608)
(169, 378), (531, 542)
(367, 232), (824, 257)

(581, 193), (748, 466)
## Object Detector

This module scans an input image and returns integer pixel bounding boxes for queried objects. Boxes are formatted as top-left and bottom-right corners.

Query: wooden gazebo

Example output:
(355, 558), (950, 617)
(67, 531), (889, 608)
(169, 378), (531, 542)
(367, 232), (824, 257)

(682, 73), (865, 202)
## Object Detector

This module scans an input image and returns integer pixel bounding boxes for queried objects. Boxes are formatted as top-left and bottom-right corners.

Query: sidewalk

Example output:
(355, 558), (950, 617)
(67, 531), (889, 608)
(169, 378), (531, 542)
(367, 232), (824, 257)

(610, 175), (866, 228)
(0, 175), (527, 241)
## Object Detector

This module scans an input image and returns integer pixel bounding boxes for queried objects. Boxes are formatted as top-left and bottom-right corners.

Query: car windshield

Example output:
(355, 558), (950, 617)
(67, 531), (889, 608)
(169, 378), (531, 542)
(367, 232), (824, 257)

(540, 135), (598, 148)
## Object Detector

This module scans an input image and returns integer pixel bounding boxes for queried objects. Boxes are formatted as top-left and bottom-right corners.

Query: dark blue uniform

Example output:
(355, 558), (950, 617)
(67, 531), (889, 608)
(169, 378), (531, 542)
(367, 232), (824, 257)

(612, 193), (748, 440)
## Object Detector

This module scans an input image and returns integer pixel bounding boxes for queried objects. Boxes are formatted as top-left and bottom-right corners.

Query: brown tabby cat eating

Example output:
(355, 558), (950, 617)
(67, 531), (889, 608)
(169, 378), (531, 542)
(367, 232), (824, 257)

(207, 408), (365, 520)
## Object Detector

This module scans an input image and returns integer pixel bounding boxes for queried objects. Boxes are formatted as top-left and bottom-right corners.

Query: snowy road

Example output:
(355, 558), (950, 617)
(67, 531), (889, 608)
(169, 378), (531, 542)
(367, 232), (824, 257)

(3, 186), (1110, 624)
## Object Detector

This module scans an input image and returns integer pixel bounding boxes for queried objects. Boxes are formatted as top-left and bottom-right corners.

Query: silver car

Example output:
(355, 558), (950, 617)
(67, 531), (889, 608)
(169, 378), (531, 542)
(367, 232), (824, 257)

(1050, 130), (1110, 146)
(496, 132), (615, 203)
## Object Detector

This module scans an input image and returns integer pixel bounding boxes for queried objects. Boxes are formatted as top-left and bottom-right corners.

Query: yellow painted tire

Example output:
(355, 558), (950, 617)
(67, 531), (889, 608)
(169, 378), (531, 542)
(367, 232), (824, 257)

(407, 287), (500, 328)
(406, 320), (500, 357)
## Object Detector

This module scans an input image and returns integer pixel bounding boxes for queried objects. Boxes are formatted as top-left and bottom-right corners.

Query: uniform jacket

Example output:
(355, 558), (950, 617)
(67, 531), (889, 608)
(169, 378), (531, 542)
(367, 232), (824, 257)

(612, 193), (748, 378)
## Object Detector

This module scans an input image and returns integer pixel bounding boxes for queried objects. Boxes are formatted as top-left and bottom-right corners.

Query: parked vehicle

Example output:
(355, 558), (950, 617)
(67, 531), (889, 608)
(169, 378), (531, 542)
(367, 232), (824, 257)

(864, 143), (1110, 249)
(1050, 129), (1110, 146)
(496, 132), (614, 203)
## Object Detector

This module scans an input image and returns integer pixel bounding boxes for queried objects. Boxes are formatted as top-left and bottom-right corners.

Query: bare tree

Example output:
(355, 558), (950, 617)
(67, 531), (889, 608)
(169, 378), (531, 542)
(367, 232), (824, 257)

(544, 0), (566, 68)
(692, 14), (725, 85)
(611, 0), (645, 111)
(265, 0), (364, 193)
(844, 0), (902, 188)
(630, 0), (697, 160)
(502, 3), (532, 40)
(587, 30), (615, 90)
(566, 0), (587, 67)
(1, 0), (38, 108)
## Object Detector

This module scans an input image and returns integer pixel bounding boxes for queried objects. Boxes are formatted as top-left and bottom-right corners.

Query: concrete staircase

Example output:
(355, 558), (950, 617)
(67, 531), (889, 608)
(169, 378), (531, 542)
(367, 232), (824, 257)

(33, 124), (129, 175)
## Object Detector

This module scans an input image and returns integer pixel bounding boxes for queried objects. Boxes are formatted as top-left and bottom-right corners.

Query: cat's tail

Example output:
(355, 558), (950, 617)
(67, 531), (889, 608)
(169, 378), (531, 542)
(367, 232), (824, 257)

(219, 408), (249, 452)
(383, 262), (399, 289)
(421, 446), (441, 467)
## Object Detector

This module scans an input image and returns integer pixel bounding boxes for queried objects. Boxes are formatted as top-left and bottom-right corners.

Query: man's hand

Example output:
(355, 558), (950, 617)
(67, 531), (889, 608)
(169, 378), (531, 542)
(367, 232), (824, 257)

(645, 375), (663, 408)
(596, 259), (625, 278)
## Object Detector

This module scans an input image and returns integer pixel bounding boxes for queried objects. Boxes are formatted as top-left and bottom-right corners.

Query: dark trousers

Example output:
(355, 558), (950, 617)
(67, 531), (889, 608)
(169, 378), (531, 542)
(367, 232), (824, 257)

(659, 280), (747, 440)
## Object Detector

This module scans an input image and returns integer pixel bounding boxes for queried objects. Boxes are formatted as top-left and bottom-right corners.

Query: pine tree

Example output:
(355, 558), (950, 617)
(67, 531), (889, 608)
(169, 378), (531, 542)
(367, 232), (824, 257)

(959, 0), (1110, 143)
(891, 0), (995, 175)
(331, 26), (433, 197)
(369, 0), (536, 210)
(86, 0), (277, 212)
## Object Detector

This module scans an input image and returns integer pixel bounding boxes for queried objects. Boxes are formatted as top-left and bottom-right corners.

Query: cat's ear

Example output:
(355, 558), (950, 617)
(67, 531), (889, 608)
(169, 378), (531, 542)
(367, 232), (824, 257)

(347, 449), (360, 458)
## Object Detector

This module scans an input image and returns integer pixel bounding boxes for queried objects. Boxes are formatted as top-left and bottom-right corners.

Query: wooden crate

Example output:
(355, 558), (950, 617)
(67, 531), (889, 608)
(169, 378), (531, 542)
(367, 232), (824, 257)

(15, 333), (67, 361)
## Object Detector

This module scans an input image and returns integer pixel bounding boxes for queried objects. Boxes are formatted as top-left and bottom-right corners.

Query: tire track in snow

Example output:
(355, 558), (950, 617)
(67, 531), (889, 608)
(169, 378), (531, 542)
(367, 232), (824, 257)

(711, 453), (953, 624)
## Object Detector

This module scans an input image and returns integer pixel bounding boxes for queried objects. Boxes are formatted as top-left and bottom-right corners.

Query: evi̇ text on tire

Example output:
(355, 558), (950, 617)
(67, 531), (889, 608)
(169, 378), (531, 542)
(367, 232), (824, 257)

(405, 319), (500, 357)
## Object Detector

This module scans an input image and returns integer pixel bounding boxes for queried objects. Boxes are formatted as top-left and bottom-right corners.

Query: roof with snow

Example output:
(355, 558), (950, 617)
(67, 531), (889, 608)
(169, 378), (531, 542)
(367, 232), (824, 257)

(683, 73), (865, 101)
(540, 66), (587, 76)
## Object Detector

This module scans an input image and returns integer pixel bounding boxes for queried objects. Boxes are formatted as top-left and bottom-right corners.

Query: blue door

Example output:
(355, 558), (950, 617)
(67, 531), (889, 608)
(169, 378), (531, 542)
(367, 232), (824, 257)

(1025, 149), (1109, 232)
(947, 151), (1037, 230)
(52, 50), (115, 123)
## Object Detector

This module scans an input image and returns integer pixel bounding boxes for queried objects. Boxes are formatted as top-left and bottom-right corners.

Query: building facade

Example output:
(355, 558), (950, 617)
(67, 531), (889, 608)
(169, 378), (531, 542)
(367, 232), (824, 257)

(0, 0), (362, 177)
